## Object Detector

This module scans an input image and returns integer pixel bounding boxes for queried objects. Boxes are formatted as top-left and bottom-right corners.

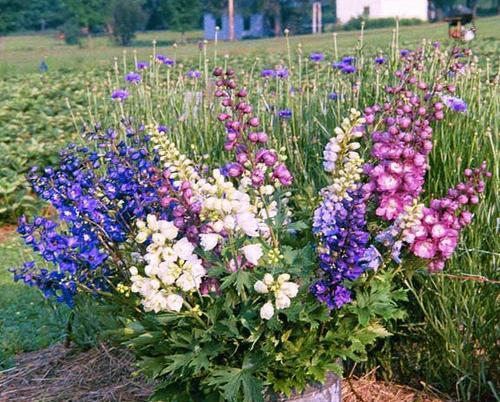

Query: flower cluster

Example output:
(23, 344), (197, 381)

(130, 215), (206, 312)
(213, 67), (293, 188)
(13, 124), (159, 305)
(311, 111), (380, 309)
(363, 49), (462, 221)
(322, 109), (365, 201)
(260, 67), (289, 78)
(408, 163), (490, 270)
(332, 56), (357, 74)
(254, 273), (299, 320)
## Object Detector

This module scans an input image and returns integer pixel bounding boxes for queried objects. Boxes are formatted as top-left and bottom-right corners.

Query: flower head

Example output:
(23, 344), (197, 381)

(111, 89), (129, 101)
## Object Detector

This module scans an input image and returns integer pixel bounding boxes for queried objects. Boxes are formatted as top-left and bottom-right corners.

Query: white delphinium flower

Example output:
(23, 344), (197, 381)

(241, 244), (263, 265)
(199, 233), (221, 251)
(260, 301), (275, 320)
(131, 219), (207, 313)
(321, 109), (365, 201)
(255, 273), (300, 320)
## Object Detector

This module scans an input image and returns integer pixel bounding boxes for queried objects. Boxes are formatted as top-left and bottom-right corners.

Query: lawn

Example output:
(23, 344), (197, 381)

(0, 232), (69, 369)
(0, 17), (499, 76)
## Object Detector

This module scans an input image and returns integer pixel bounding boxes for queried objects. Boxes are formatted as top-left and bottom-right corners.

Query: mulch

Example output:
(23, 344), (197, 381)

(0, 343), (445, 402)
(0, 225), (17, 244)
(0, 344), (152, 402)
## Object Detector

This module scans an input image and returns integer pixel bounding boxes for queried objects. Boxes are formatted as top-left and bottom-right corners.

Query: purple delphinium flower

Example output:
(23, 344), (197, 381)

(275, 67), (289, 78)
(374, 56), (386, 65)
(136, 61), (149, 70)
(186, 70), (201, 79)
(332, 61), (343, 70)
(156, 54), (174, 65)
(400, 49), (410, 57)
(341, 64), (356, 74)
(111, 89), (129, 101)
(309, 52), (325, 62)
(442, 95), (467, 113)
(260, 69), (275, 78)
(278, 109), (292, 119)
(328, 92), (338, 101)
(310, 187), (380, 310)
(125, 72), (142, 84)
(341, 56), (355, 65)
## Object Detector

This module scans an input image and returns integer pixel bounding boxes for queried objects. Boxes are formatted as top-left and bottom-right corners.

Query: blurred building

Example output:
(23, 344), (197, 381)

(336, 0), (429, 23)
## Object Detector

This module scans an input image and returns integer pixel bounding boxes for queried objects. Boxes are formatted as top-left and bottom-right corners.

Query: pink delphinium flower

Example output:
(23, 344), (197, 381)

(408, 163), (490, 271)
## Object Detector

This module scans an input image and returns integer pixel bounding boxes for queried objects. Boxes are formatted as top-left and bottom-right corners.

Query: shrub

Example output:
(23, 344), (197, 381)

(111, 0), (145, 46)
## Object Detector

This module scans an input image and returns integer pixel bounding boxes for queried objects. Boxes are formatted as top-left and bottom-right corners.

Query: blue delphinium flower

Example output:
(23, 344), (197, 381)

(309, 52), (325, 62)
(374, 56), (386, 65)
(310, 187), (380, 309)
(278, 109), (292, 119)
(13, 123), (161, 307)
(400, 49), (410, 57)
(136, 61), (149, 70)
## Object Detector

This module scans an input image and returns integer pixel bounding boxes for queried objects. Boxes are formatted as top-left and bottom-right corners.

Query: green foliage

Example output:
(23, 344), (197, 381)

(343, 17), (423, 32)
(111, 0), (146, 46)
(0, 0), (66, 33)
(116, 244), (405, 401)
(144, 0), (202, 32)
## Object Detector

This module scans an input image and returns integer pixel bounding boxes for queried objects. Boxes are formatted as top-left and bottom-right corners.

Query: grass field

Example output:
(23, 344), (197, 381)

(0, 17), (499, 76)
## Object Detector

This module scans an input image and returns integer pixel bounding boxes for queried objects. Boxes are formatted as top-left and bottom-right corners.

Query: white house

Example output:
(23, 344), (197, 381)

(336, 0), (428, 23)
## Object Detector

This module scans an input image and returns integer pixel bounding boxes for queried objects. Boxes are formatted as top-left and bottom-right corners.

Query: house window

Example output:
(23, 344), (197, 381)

(243, 16), (251, 31)
(363, 6), (370, 18)
(215, 16), (222, 29)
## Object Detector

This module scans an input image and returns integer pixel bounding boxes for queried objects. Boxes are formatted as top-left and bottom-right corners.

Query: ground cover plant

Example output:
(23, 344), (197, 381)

(1, 18), (498, 401)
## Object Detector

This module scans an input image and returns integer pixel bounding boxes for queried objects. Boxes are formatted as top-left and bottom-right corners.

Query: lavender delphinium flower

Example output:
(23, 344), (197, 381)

(111, 89), (129, 101)
(213, 66), (293, 188)
(442, 95), (467, 113)
(125, 72), (142, 84)
(260, 69), (276, 78)
(186, 70), (201, 79)
(275, 67), (289, 78)
(310, 52), (325, 62)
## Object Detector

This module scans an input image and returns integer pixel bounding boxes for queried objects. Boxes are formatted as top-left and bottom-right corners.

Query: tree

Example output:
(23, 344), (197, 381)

(111, 0), (146, 46)
(60, 0), (112, 32)
(144, 0), (202, 40)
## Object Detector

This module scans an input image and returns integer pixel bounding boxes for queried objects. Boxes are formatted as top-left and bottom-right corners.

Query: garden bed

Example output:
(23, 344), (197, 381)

(0, 343), (443, 402)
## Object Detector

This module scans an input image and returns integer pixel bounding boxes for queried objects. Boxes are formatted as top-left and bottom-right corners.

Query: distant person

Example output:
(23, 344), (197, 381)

(39, 58), (48, 73)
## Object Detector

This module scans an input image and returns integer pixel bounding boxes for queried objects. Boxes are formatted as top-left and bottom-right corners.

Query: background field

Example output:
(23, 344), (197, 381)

(1, 17), (499, 77)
